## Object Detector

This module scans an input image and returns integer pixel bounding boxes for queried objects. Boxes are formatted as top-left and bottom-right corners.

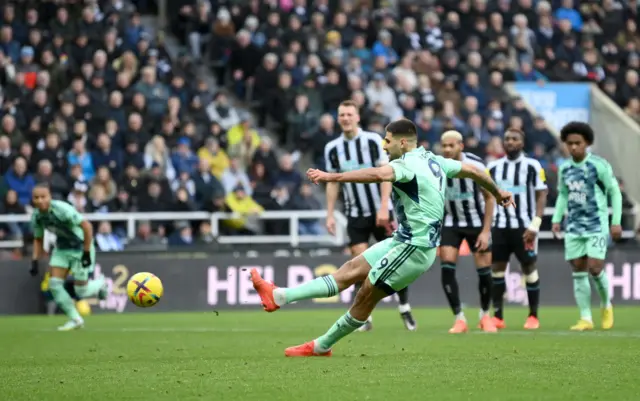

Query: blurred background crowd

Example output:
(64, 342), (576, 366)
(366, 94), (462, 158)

(0, 0), (638, 253)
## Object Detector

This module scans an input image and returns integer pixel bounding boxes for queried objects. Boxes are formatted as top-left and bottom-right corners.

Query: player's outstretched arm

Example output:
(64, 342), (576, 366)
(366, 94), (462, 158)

(455, 162), (514, 207)
(307, 165), (395, 185)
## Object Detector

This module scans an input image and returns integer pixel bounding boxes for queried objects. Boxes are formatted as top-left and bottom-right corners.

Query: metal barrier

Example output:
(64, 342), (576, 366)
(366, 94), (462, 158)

(0, 208), (635, 248)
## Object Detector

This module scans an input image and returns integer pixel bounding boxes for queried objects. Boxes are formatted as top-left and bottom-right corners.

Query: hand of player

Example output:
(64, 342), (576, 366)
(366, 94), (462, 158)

(551, 223), (562, 239)
(376, 208), (389, 227)
(610, 225), (622, 241)
(326, 214), (336, 235)
(496, 190), (515, 208)
(522, 229), (538, 245)
(307, 168), (332, 185)
(475, 230), (490, 252)
(29, 260), (39, 277)
(81, 251), (92, 268)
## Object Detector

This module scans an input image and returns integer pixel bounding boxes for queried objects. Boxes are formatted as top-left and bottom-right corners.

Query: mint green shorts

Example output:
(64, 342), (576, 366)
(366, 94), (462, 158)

(564, 233), (608, 261)
(50, 247), (96, 281)
(363, 238), (437, 294)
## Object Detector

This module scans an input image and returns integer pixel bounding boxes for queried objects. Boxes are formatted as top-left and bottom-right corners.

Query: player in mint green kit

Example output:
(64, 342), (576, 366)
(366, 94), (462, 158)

(249, 119), (514, 357)
(30, 183), (107, 331)
(552, 122), (622, 331)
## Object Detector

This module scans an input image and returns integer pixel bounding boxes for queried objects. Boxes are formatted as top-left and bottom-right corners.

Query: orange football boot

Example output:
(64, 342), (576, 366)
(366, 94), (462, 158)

(448, 319), (468, 334)
(524, 316), (540, 330)
(284, 341), (332, 357)
(478, 315), (498, 333)
(492, 317), (506, 329)
(250, 268), (280, 312)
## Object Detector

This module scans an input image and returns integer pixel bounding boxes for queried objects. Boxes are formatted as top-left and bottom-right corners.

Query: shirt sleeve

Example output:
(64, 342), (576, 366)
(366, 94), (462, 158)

(31, 213), (44, 239)
(324, 143), (339, 173)
(532, 160), (548, 190)
(389, 158), (415, 183)
(55, 201), (84, 227)
(433, 155), (462, 178)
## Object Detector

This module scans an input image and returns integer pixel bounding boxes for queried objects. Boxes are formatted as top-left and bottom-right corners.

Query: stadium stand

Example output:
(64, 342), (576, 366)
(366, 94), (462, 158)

(0, 0), (637, 253)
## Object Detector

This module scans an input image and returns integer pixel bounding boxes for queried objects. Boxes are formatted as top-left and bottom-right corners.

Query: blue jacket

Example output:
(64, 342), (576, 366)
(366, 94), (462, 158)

(68, 152), (95, 181)
(4, 169), (35, 206)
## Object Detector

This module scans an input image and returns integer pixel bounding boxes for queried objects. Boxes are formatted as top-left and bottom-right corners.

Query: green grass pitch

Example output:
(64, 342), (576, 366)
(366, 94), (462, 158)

(0, 307), (638, 401)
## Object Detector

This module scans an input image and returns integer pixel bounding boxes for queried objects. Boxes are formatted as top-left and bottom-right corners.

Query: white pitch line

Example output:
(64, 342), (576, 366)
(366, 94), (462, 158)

(19, 327), (640, 338)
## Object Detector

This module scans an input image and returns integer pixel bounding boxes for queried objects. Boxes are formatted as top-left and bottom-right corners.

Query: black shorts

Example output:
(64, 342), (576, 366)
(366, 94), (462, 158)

(347, 215), (390, 246)
(491, 228), (537, 265)
(440, 226), (491, 253)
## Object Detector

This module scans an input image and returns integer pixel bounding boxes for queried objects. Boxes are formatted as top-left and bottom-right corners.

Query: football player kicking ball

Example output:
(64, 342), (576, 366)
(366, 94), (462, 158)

(30, 183), (108, 331)
(250, 119), (514, 357)
(552, 122), (622, 331)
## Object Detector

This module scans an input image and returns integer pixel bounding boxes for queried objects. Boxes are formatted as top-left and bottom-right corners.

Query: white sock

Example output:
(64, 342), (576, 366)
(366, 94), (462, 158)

(455, 312), (466, 321)
(398, 303), (411, 314)
(273, 288), (287, 306)
(366, 315), (373, 323)
(479, 310), (490, 318)
(581, 315), (593, 322)
(313, 340), (330, 353)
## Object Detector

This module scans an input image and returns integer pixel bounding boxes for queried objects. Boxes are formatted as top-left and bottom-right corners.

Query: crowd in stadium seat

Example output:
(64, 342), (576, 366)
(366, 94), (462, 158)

(1, 0), (639, 250)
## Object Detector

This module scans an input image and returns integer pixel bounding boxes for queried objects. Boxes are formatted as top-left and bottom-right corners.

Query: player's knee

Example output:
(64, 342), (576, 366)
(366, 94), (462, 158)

(476, 266), (491, 277)
(74, 285), (90, 299)
(588, 264), (605, 276)
(48, 277), (64, 295)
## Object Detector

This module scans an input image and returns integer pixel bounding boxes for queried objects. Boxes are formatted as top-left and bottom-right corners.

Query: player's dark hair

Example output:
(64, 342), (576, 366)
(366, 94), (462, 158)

(33, 182), (51, 192)
(386, 118), (417, 138)
(560, 121), (594, 145)
(505, 127), (525, 139)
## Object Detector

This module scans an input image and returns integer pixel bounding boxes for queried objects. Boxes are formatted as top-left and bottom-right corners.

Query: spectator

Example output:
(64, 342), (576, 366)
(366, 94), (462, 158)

(168, 220), (194, 247)
(223, 185), (263, 235)
(221, 157), (252, 195)
(0, 189), (27, 239)
(5, 157), (34, 206)
(197, 137), (229, 179)
(206, 91), (240, 131)
(0, 135), (13, 175)
(288, 183), (323, 235)
(34, 160), (68, 200)
(171, 137), (199, 176)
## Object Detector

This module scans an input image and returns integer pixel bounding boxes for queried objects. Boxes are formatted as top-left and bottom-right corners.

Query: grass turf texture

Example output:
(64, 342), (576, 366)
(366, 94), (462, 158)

(0, 307), (637, 401)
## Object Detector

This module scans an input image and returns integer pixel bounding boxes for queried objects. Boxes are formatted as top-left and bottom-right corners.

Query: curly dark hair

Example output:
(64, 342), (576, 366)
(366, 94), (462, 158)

(560, 121), (594, 145)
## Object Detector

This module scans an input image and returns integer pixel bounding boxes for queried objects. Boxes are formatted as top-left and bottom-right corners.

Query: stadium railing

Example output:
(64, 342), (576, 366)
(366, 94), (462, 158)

(0, 208), (635, 249)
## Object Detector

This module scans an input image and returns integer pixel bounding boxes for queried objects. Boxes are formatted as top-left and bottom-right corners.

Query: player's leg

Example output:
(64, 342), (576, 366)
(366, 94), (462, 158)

(48, 250), (84, 331)
(284, 241), (436, 356)
(373, 221), (416, 331)
(348, 216), (374, 330)
(514, 233), (541, 330)
(564, 235), (594, 330)
(470, 240), (497, 333)
(250, 238), (393, 311)
(585, 234), (613, 329)
(490, 228), (510, 329)
(70, 247), (108, 302)
(439, 227), (465, 332)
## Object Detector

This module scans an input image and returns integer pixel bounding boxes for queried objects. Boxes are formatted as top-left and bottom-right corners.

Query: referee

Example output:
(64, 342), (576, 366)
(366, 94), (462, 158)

(487, 127), (548, 331)
(324, 100), (416, 331)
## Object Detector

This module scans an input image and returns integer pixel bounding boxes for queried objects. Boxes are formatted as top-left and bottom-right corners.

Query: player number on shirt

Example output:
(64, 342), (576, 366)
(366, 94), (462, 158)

(428, 159), (443, 191)
(590, 236), (607, 250)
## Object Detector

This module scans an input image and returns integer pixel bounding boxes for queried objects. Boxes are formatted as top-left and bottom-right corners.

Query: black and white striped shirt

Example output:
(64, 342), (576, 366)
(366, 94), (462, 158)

(444, 152), (487, 228)
(487, 154), (547, 229)
(324, 129), (392, 218)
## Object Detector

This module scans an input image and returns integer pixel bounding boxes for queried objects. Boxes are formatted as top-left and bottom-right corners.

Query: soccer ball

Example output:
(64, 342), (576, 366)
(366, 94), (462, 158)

(127, 272), (164, 308)
(76, 300), (91, 316)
